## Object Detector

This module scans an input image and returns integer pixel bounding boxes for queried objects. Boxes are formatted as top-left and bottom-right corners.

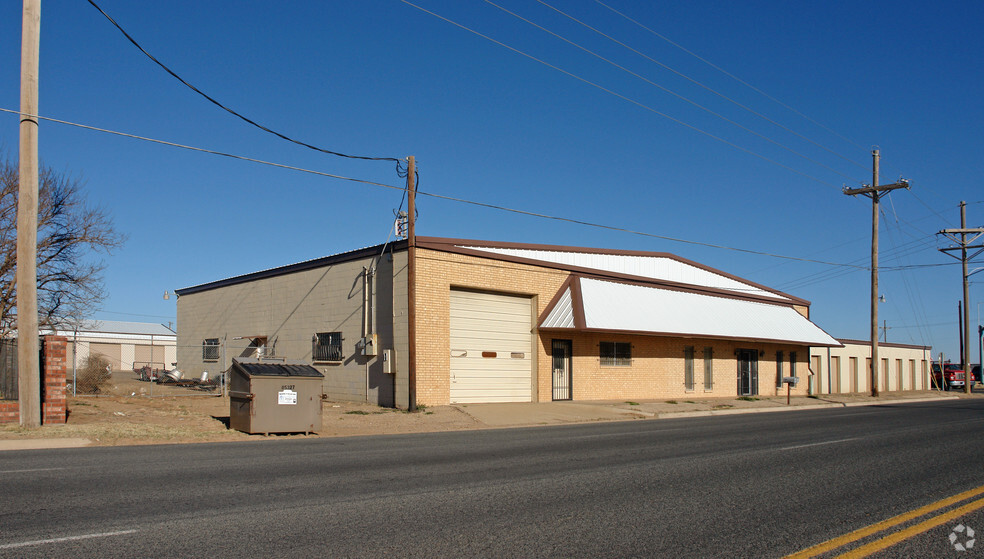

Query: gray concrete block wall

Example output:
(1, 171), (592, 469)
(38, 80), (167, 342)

(176, 250), (405, 405)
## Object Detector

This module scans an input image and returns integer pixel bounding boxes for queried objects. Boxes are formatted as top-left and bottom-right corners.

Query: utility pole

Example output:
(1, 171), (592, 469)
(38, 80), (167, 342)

(17, 0), (41, 427)
(406, 156), (417, 412)
(843, 149), (910, 397)
(937, 201), (984, 394)
(880, 320), (891, 343)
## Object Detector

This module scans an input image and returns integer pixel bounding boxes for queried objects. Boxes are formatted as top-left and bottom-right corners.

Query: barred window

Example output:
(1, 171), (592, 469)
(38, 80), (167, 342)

(313, 332), (343, 362)
(684, 346), (695, 391)
(202, 338), (219, 362)
(776, 351), (784, 388)
(703, 347), (713, 390)
(600, 341), (631, 367)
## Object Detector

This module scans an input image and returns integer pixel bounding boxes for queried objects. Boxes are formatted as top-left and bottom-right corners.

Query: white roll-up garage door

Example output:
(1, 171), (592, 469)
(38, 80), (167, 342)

(450, 290), (532, 403)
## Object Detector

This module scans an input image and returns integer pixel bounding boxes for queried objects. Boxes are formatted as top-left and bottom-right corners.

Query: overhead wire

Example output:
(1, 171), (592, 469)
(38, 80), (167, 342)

(532, 0), (869, 176)
(881, 206), (933, 345)
(85, 0), (406, 175)
(0, 108), (404, 193)
(1, 107), (864, 270)
(400, 1), (842, 189)
(592, 0), (871, 157)
(484, 0), (863, 186)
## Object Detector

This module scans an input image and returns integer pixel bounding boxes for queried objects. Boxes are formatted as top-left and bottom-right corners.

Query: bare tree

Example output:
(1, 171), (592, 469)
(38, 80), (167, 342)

(0, 156), (124, 337)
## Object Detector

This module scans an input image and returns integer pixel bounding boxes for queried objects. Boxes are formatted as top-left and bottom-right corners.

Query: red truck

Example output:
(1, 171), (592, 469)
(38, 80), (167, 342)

(931, 362), (965, 390)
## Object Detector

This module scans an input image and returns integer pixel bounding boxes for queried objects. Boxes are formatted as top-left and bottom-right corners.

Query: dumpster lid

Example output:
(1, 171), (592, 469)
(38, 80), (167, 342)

(232, 358), (324, 378)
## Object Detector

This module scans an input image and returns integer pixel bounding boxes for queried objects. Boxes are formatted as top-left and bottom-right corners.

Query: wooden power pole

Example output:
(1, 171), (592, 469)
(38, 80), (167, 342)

(937, 201), (984, 395)
(17, 0), (41, 427)
(843, 149), (909, 397)
(406, 156), (417, 411)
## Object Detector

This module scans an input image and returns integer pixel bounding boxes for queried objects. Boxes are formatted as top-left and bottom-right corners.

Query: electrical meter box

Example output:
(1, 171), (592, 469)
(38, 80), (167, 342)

(382, 349), (395, 374)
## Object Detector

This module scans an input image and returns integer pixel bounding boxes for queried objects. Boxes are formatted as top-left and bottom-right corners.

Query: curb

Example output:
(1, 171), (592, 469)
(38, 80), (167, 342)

(653, 396), (956, 419)
(0, 437), (92, 451)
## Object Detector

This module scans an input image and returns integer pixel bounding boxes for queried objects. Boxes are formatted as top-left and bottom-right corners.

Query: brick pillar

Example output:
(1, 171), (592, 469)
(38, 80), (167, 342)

(42, 335), (67, 424)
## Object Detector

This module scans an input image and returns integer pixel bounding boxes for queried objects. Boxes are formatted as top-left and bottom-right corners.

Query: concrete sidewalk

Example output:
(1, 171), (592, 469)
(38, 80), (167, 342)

(453, 391), (961, 426)
(0, 390), (965, 451)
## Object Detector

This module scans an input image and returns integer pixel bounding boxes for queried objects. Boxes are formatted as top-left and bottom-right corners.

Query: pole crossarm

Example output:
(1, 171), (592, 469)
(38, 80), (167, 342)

(842, 180), (910, 198)
(938, 228), (984, 247)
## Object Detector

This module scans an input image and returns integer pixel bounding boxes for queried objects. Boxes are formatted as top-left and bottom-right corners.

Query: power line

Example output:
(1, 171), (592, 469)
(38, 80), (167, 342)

(485, 0), (862, 186)
(0, 108), (404, 193)
(1, 107), (864, 271)
(417, 189), (864, 268)
(401, 1), (841, 189)
(592, 0), (870, 157)
(85, 0), (404, 173)
(533, 0), (869, 177)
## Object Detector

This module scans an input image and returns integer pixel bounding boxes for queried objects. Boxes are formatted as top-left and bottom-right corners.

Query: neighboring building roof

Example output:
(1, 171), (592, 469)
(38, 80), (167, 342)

(834, 338), (932, 351)
(541, 277), (840, 347)
(45, 320), (176, 338)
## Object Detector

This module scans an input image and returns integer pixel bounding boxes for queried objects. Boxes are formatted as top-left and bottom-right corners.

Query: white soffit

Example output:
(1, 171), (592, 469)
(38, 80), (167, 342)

(542, 287), (574, 328)
(579, 278), (838, 346)
(461, 246), (787, 301)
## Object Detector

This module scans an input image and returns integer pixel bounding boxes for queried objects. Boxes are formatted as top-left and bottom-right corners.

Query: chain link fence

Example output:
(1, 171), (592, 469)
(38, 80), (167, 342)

(70, 339), (224, 398)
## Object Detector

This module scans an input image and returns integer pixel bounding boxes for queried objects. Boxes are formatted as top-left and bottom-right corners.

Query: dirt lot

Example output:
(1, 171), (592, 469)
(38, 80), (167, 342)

(0, 369), (974, 447)
(0, 371), (484, 446)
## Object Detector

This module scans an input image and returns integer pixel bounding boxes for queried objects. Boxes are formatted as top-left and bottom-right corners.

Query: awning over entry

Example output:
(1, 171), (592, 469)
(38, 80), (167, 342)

(540, 277), (840, 347)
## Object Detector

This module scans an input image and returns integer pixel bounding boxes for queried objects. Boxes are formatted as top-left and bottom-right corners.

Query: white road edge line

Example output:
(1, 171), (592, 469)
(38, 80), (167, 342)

(0, 529), (138, 550)
(0, 468), (65, 474)
(779, 437), (860, 451)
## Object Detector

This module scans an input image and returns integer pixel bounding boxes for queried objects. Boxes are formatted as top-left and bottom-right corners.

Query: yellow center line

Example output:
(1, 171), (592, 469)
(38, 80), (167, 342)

(785, 484), (984, 559)
(837, 495), (984, 558)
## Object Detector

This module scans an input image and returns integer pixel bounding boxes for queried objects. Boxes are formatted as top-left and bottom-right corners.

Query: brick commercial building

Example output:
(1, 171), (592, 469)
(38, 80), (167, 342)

(175, 238), (840, 408)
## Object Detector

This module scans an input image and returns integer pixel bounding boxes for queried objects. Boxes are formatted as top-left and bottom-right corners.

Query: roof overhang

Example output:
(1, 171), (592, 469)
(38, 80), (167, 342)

(540, 277), (840, 347)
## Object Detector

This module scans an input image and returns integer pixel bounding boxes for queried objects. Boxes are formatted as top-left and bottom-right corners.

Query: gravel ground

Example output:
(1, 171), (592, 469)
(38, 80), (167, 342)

(0, 372), (974, 447)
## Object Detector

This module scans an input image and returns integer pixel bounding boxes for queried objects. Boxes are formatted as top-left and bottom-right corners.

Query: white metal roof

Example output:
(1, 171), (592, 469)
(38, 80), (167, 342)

(543, 278), (839, 346)
(541, 287), (574, 328)
(460, 246), (788, 301)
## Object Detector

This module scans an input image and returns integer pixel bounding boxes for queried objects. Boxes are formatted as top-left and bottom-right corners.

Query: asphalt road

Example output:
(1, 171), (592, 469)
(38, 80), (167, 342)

(1, 399), (983, 558)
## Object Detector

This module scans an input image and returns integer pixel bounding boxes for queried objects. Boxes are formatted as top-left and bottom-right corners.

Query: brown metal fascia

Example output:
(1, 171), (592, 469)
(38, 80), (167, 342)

(415, 236), (808, 306)
(536, 274), (576, 326)
(570, 275), (586, 329)
(564, 327), (841, 348)
(659, 252), (810, 307)
(417, 239), (797, 308)
(176, 240), (409, 296)
(836, 338), (931, 351)
(574, 272), (801, 308)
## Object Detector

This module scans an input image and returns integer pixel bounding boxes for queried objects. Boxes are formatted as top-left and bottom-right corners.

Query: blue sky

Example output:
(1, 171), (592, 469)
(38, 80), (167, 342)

(2, 1), (982, 362)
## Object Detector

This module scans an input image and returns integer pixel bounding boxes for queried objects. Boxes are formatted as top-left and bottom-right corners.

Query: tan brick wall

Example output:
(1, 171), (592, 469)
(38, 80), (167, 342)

(556, 334), (811, 400)
(413, 249), (814, 405)
(414, 249), (569, 406)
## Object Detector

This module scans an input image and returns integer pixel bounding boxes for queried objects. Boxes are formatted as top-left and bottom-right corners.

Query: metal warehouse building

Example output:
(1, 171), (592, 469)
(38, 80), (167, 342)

(175, 238), (843, 408)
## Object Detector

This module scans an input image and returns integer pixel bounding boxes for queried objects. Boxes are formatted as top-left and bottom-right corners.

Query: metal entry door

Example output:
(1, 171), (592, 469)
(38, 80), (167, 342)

(552, 339), (572, 400)
(737, 349), (758, 396)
